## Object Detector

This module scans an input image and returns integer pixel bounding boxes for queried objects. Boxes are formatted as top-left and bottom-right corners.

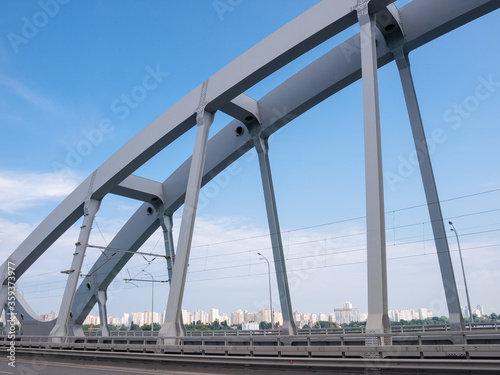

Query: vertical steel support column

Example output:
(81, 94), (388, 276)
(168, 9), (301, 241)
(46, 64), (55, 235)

(159, 214), (176, 281)
(96, 290), (110, 336)
(50, 198), (101, 340)
(254, 137), (297, 336)
(357, 1), (391, 345)
(394, 48), (465, 332)
(159, 213), (185, 334)
(159, 108), (214, 342)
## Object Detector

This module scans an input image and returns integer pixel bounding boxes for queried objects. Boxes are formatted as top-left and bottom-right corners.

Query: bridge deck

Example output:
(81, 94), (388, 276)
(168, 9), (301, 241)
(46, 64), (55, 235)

(3, 329), (500, 373)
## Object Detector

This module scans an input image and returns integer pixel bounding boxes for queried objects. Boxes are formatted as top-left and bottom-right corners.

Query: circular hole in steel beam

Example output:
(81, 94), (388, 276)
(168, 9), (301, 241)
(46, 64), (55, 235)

(147, 207), (153, 215)
(235, 126), (244, 136)
(86, 282), (91, 290)
(151, 197), (159, 202)
(385, 24), (396, 32)
(245, 115), (254, 122)
(20, 314), (24, 320)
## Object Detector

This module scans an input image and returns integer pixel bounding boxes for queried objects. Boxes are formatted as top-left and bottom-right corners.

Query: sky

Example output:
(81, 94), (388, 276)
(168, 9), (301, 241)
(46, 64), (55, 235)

(0, 0), (499, 321)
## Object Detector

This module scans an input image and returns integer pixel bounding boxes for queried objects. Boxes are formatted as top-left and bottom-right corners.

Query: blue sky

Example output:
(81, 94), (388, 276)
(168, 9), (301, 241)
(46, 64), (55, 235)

(1, 1), (499, 321)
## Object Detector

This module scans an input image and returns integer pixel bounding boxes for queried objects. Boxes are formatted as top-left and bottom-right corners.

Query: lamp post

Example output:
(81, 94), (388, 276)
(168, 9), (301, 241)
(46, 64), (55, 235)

(449, 221), (473, 329)
(257, 252), (274, 330)
(142, 269), (154, 334)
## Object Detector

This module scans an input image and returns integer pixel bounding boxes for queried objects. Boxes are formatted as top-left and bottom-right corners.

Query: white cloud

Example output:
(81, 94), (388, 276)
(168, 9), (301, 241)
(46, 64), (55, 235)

(0, 218), (34, 258)
(0, 170), (79, 214)
(0, 75), (64, 115)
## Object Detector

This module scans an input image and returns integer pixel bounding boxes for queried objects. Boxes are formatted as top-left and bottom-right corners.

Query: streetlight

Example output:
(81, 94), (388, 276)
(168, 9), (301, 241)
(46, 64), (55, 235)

(142, 269), (154, 334)
(257, 252), (274, 330)
(449, 221), (473, 329)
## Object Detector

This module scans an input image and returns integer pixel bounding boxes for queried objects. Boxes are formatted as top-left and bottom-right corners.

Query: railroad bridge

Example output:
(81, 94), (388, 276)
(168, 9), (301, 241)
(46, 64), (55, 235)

(2, 0), (500, 372)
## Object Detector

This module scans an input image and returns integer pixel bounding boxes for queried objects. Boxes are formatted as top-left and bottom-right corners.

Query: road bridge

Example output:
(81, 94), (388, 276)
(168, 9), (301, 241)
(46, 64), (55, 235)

(1, 0), (500, 372)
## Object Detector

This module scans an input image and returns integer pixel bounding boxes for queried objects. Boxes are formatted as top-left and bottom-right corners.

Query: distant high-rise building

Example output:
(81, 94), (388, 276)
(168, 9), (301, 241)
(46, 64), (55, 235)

(311, 314), (318, 325)
(209, 308), (219, 323)
(334, 302), (359, 324)
(219, 313), (229, 325)
(182, 310), (192, 324)
(231, 310), (244, 325)
(122, 313), (130, 327)
(274, 311), (283, 326)
(419, 308), (429, 320)
(294, 311), (301, 324)
(194, 310), (204, 324)
(388, 308), (433, 322)
(260, 309), (272, 323)
(84, 315), (92, 325)
(131, 312), (143, 326)
(302, 313), (311, 326)
(244, 311), (256, 323)
(477, 305), (485, 317)
(473, 305), (485, 318)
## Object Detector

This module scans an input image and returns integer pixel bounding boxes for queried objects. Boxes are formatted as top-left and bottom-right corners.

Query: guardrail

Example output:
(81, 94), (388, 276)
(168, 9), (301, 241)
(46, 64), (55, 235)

(3, 330), (500, 372)
(77, 321), (499, 337)
(4, 329), (500, 351)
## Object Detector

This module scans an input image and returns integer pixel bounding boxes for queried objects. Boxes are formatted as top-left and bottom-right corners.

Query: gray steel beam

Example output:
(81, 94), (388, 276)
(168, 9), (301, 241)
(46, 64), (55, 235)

(15, 291), (53, 335)
(401, 0), (500, 55)
(111, 175), (164, 203)
(220, 93), (261, 125)
(159, 108), (215, 342)
(159, 213), (185, 334)
(97, 290), (110, 336)
(50, 198), (101, 340)
(393, 48), (465, 332)
(357, 1), (391, 346)
(159, 214), (176, 281)
(254, 136), (297, 336)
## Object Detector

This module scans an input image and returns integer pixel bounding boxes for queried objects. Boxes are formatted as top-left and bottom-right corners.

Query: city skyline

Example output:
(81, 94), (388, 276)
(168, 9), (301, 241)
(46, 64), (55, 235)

(21, 301), (492, 330)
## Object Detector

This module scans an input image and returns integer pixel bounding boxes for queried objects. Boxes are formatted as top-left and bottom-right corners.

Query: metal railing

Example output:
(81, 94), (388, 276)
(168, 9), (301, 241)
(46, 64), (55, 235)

(78, 321), (499, 337)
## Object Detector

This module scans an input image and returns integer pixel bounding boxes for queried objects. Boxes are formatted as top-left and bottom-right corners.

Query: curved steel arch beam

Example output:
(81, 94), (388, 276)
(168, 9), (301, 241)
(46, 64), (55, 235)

(7, 0), (499, 332)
